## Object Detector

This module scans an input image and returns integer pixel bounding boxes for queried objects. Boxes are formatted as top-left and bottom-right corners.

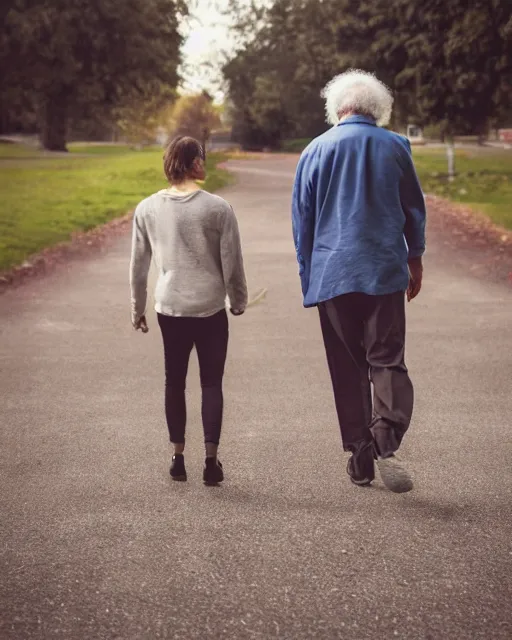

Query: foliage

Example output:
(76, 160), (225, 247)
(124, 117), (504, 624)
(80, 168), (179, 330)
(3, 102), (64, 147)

(0, 0), (186, 150)
(224, 0), (343, 149)
(0, 144), (231, 271)
(116, 85), (178, 147)
(384, 0), (512, 139)
(165, 91), (222, 143)
(224, 0), (512, 148)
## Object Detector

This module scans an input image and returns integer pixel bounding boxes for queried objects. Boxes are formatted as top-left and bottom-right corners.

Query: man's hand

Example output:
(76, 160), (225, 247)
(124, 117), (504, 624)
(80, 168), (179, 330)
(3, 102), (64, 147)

(133, 315), (149, 333)
(407, 257), (423, 302)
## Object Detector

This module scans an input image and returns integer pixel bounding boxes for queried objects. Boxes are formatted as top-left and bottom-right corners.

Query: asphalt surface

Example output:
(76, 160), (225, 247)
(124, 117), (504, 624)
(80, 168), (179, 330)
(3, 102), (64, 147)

(1, 156), (511, 639)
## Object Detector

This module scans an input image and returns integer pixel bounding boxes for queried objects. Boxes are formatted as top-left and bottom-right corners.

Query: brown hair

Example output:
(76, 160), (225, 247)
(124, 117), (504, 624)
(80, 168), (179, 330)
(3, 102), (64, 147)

(163, 136), (205, 183)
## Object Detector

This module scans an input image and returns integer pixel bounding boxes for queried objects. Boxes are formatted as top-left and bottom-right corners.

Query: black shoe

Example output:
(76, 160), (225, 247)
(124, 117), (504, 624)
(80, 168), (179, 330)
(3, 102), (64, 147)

(347, 441), (375, 487)
(170, 454), (187, 481)
(203, 457), (224, 486)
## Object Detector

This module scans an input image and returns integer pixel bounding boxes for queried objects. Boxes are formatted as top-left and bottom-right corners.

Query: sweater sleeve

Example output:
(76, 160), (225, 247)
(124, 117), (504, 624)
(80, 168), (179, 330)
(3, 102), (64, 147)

(399, 139), (427, 259)
(220, 206), (248, 311)
(129, 203), (152, 325)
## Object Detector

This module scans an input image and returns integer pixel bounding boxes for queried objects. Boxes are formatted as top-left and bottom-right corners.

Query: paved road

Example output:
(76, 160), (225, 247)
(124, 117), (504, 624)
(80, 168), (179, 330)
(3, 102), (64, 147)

(1, 156), (511, 639)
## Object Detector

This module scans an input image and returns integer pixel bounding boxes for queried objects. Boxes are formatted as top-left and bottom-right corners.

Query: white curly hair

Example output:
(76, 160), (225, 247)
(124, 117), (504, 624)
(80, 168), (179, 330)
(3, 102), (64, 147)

(321, 69), (394, 127)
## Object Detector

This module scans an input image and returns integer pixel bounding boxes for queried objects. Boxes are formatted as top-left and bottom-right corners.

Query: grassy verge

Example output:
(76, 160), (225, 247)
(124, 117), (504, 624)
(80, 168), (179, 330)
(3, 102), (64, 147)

(0, 144), (232, 272)
(280, 138), (313, 153)
(411, 148), (512, 230)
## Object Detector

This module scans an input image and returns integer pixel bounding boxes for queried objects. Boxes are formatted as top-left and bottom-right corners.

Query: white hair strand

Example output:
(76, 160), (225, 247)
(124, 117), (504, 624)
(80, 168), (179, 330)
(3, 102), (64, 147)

(321, 69), (393, 127)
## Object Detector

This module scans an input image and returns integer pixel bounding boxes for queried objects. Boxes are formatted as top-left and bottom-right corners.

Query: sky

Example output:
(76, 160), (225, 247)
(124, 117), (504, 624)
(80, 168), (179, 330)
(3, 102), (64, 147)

(179, 0), (237, 100)
(179, 0), (270, 101)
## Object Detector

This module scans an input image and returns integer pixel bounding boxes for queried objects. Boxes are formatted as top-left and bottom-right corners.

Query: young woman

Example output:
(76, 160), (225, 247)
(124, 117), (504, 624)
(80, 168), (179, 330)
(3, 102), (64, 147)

(129, 136), (247, 485)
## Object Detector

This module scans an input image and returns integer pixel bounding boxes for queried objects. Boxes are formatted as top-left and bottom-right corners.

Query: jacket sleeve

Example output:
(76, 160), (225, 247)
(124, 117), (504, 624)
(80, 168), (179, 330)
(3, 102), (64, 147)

(129, 204), (152, 325)
(220, 206), (248, 311)
(399, 139), (426, 259)
(292, 150), (317, 296)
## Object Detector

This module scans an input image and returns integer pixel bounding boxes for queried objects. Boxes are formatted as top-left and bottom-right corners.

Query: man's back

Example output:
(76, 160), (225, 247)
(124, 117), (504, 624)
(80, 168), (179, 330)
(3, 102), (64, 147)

(292, 115), (425, 307)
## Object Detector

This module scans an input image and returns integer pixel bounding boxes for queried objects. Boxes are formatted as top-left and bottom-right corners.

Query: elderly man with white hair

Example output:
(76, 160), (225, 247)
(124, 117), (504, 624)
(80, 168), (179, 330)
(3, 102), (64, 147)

(292, 70), (426, 493)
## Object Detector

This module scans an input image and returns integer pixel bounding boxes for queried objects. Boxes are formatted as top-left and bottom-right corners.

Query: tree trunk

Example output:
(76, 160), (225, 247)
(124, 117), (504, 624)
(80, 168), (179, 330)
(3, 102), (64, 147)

(40, 91), (68, 151)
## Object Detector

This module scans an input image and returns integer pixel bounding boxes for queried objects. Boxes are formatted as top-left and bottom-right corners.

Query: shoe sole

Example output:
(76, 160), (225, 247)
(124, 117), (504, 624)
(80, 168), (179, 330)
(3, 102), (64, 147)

(377, 458), (413, 493)
(204, 460), (223, 486)
(171, 475), (187, 482)
(349, 476), (373, 487)
(203, 473), (224, 487)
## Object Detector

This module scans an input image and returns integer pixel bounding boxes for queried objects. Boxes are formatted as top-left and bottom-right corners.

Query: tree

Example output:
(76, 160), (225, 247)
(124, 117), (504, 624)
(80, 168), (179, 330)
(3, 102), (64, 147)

(223, 0), (512, 148)
(224, 0), (343, 149)
(386, 0), (512, 139)
(116, 85), (177, 147)
(1, 0), (186, 150)
(166, 91), (222, 144)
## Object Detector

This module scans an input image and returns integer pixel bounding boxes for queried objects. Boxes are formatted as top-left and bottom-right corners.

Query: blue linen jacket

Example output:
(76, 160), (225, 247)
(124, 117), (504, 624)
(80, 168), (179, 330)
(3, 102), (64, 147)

(292, 115), (426, 307)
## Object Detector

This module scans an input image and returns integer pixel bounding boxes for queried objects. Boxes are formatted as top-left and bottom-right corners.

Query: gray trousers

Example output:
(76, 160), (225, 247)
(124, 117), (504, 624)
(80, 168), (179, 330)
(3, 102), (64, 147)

(318, 292), (414, 458)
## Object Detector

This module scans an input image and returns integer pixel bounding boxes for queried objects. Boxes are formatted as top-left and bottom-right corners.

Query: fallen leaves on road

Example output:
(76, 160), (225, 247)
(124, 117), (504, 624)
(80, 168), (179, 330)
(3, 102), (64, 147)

(425, 195), (511, 286)
(0, 212), (133, 295)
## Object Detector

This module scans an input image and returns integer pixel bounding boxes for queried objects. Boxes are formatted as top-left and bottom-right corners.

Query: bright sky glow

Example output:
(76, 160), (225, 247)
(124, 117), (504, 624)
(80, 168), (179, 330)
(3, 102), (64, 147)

(179, 0), (236, 100)
(180, 0), (270, 100)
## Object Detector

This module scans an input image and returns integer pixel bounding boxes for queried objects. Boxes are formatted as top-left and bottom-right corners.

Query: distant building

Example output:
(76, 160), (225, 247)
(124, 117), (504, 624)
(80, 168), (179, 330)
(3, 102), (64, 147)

(498, 129), (512, 145)
(406, 124), (425, 145)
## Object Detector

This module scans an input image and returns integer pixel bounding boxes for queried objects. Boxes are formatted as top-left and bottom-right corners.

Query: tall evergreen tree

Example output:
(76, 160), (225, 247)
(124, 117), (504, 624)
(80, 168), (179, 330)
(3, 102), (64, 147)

(223, 0), (512, 147)
(1, 0), (186, 150)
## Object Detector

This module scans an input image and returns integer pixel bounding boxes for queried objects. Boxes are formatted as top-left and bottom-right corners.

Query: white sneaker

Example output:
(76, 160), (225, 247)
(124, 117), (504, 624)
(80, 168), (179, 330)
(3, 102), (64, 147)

(376, 455), (413, 493)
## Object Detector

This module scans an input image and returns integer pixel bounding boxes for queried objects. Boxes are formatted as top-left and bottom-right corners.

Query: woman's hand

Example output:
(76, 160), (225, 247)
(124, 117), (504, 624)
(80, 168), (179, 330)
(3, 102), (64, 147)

(230, 308), (245, 316)
(133, 315), (149, 333)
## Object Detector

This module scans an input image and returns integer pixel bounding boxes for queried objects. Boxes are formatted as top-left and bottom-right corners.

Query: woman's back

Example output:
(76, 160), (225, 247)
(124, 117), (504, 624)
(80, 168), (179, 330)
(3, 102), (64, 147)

(131, 188), (247, 319)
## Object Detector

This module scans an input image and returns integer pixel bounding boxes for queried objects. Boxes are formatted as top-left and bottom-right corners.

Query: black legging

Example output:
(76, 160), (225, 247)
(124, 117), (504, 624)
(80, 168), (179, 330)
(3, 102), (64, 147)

(157, 310), (229, 445)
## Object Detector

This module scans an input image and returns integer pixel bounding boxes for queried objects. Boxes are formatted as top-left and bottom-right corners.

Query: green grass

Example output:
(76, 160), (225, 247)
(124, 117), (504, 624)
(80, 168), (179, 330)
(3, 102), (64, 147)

(280, 138), (313, 153)
(0, 141), (46, 159)
(412, 148), (512, 230)
(68, 143), (165, 155)
(0, 144), (232, 272)
(69, 143), (135, 155)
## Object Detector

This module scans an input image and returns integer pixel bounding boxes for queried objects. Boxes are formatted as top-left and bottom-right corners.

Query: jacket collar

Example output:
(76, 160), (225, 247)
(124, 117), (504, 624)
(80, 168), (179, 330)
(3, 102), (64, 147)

(337, 114), (377, 127)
